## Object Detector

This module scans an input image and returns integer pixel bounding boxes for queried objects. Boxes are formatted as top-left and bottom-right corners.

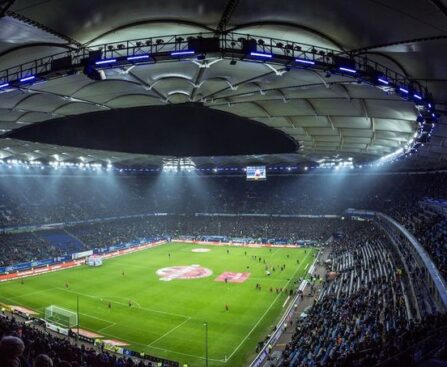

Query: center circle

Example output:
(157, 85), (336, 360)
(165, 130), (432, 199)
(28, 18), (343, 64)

(156, 265), (213, 281)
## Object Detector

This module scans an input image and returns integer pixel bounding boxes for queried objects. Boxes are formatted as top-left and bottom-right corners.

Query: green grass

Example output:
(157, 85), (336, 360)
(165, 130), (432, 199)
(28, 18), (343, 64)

(0, 242), (316, 367)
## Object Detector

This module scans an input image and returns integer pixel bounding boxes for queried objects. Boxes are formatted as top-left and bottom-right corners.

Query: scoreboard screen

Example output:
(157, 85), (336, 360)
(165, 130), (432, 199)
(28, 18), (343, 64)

(246, 166), (266, 181)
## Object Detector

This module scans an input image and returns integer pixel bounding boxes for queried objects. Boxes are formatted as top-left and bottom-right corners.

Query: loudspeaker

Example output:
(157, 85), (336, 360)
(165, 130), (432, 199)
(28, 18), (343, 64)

(50, 56), (72, 72)
(241, 39), (257, 54)
(187, 37), (220, 53)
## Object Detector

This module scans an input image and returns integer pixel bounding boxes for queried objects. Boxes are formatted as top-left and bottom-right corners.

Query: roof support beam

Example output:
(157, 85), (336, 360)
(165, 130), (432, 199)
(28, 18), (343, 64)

(6, 10), (82, 47)
(304, 98), (318, 116)
(327, 115), (336, 131)
(215, 0), (240, 34)
(127, 71), (170, 103)
(430, 0), (447, 20)
(0, 0), (15, 17)
(19, 86), (111, 112)
(201, 70), (278, 101)
(251, 101), (271, 117)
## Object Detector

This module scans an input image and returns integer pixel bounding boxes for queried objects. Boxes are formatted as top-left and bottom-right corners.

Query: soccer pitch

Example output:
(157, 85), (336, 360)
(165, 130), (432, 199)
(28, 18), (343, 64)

(0, 242), (316, 367)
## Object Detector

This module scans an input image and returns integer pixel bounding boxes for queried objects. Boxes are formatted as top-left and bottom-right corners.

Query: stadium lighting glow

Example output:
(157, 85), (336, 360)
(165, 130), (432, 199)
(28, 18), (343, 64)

(95, 59), (116, 65)
(295, 58), (315, 65)
(399, 87), (409, 94)
(339, 67), (356, 74)
(127, 54), (150, 61)
(20, 75), (35, 82)
(170, 50), (195, 56)
(378, 78), (389, 85)
(414, 94), (422, 100)
(0, 82), (9, 88)
(250, 52), (273, 58)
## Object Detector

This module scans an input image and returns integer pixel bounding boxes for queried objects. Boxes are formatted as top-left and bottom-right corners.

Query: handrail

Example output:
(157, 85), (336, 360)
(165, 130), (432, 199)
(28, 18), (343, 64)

(346, 209), (447, 309)
(377, 212), (447, 308)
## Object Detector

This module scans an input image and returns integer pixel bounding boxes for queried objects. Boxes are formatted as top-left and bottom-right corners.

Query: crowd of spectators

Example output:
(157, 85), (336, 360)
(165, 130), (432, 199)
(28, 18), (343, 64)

(0, 314), (159, 367)
(1, 169), (447, 365)
(0, 171), (447, 228)
(280, 223), (447, 367)
(0, 216), (340, 266)
(0, 233), (61, 267)
(392, 204), (447, 283)
(0, 171), (447, 270)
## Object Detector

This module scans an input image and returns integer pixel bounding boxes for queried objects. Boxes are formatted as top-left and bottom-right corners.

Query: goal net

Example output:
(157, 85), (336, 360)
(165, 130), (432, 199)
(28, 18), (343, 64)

(44, 305), (78, 328)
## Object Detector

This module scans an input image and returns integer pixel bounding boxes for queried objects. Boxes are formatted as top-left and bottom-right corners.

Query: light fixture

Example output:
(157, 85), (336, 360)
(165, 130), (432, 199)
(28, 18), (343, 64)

(250, 52), (272, 58)
(295, 58), (315, 65)
(127, 54), (150, 61)
(171, 50), (195, 56)
(339, 66), (356, 74)
(95, 59), (116, 65)
(20, 75), (35, 82)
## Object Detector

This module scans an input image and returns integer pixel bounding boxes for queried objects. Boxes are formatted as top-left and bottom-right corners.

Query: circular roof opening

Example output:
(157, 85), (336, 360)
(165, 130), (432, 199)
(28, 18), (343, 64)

(7, 103), (298, 156)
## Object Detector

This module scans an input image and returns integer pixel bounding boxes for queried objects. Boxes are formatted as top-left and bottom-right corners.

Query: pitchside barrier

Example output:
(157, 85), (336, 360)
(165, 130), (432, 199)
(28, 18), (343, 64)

(0, 238), (167, 282)
(173, 238), (318, 248)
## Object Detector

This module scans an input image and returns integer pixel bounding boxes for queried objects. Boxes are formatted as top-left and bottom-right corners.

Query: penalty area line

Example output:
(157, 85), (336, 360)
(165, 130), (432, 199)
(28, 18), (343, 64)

(56, 287), (190, 319)
(97, 330), (224, 363)
(147, 317), (191, 347)
(97, 321), (118, 333)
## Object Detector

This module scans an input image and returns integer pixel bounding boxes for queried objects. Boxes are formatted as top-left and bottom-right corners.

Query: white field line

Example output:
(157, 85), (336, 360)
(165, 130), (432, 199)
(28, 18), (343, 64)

(97, 322), (118, 333)
(147, 317), (191, 347)
(270, 248), (280, 257)
(305, 263), (310, 270)
(105, 296), (142, 309)
(56, 287), (190, 319)
(79, 312), (116, 326)
(282, 296), (290, 308)
(8, 287), (57, 299)
(224, 250), (312, 362)
(0, 295), (28, 308)
(0, 245), (312, 365)
(96, 330), (224, 363)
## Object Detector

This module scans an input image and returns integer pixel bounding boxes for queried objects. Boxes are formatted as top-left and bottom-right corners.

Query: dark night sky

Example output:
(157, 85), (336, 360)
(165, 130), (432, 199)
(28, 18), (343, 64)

(8, 103), (298, 156)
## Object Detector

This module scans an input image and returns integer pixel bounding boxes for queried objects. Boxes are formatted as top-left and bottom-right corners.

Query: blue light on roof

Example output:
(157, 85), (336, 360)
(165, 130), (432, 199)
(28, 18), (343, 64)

(378, 78), (389, 85)
(250, 52), (273, 58)
(0, 82), (9, 88)
(295, 58), (315, 65)
(95, 59), (117, 65)
(399, 87), (409, 94)
(127, 54), (150, 61)
(414, 94), (422, 100)
(171, 50), (195, 56)
(20, 75), (35, 82)
(339, 67), (356, 74)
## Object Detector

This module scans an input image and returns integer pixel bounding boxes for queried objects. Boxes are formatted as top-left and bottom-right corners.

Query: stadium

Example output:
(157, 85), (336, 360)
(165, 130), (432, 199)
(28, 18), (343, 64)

(0, 1), (447, 366)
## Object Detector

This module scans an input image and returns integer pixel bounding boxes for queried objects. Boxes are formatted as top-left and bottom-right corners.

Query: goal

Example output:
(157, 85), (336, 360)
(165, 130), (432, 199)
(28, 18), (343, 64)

(44, 305), (78, 328)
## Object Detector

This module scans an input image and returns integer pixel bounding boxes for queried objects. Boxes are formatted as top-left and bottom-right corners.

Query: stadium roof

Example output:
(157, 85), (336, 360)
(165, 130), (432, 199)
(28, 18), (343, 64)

(0, 0), (446, 169)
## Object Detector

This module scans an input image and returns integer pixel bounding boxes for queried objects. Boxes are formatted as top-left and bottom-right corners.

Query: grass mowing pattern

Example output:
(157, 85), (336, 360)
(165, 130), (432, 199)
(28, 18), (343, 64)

(0, 243), (315, 366)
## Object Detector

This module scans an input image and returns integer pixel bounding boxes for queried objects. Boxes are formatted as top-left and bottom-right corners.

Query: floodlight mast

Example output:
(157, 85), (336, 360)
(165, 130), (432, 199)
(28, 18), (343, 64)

(204, 321), (209, 367)
(77, 295), (80, 341)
